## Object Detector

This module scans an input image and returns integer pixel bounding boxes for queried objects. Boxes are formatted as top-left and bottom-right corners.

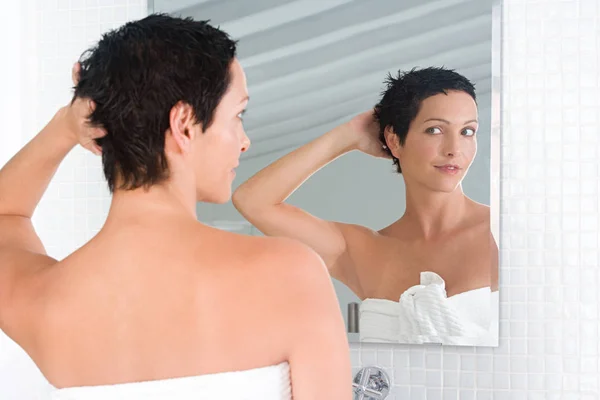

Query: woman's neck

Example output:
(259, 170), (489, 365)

(105, 179), (198, 227)
(399, 183), (469, 240)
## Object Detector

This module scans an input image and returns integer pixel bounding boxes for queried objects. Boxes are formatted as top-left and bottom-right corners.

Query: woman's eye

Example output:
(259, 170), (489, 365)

(463, 128), (476, 136)
(426, 127), (442, 134)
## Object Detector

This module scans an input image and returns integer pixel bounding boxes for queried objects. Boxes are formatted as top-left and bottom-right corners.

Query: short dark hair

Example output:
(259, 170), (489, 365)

(74, 13), (237, 192)
(373, 67), (476, 173)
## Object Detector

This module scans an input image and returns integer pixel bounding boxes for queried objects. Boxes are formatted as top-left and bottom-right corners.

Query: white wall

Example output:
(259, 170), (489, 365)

(0, 2), (45, 398)
(347, 0), (600, 398)
(0, 1), (147, 398)
(1, 0), (599, 399)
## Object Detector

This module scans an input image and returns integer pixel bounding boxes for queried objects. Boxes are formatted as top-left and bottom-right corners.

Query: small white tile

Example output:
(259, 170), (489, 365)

(581, 356), (598, 374)
(545, 373), (564, 391)
(392, 350), (408, 368)
(443, 370), (458, 387)
(442, 388), (458, 400)
(410, 387), (426, 400)
(442, 353), (459, 370)
(493, 373), (509, 390)
(409, 350), (424, 368)
(377, 349), (392, 368)
(527, 392), (548, 400)
(527, 374), (545, 390)
(392, 387), (410, 399)
(509, 339), (527, 356)
(563, 374), (581, 392)
(459, 372), (475, 388)
(458, 390), (475, 400)
(425, 353), (442, 369)
(475, 373), (493, 389)
(460, 355), (476, 371)
(393, 367), (410, 386)
(426, 370), (441, 387)
(527, 356), (544, 373)
(410, 369), (425, 386)
(426, 388), (442, 400)
(475, 391), (493, 400)
(491, 392), (512, 400)
(510, 374), (527, 390)
(360, 349), (377, 366)
(545, 355), (563, 373)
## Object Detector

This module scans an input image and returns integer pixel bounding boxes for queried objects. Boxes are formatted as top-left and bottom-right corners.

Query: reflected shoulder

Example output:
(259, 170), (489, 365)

(462, 198), (491, 228)
(335, 221), (379, 240)
(467, 197), (491, 215)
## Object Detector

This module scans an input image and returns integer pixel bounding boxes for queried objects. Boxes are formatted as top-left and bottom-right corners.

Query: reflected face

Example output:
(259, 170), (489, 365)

(393, 90), (478, 193)
(192, 58), (251, 203)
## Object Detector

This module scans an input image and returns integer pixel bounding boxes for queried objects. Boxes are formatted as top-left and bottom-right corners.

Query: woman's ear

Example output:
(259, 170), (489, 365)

(383, 126), (402, 160)
(168, 101), (198, 153)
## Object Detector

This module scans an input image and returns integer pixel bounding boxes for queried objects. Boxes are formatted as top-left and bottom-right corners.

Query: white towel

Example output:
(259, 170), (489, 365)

(50, 362), (291, 400)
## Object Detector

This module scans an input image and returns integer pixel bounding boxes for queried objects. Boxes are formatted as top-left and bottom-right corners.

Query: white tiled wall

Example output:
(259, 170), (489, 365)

(1, 0), (599, 399)
(0, 1), (146, 399)
(350, 0), (600, 399)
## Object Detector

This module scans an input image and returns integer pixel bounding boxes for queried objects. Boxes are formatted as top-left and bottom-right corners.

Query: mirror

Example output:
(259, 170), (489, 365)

(152, 0), (500, 346)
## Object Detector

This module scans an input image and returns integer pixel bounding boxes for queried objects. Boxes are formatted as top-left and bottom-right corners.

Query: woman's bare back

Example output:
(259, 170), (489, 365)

(7, 215), (349, 395)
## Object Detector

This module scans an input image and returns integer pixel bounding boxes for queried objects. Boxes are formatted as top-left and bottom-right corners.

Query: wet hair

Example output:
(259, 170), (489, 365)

(373, 67), (476, 173)
(73, 13), (237, 192)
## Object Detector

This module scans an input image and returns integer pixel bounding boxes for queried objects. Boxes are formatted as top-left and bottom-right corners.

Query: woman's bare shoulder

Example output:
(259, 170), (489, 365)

(234, 234), (330, 281)
(219, 233), (342, 330)
(201, 229), (326, 282)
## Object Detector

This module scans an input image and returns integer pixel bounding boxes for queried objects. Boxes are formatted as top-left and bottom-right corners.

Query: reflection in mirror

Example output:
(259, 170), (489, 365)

(154, 0), (499, 346)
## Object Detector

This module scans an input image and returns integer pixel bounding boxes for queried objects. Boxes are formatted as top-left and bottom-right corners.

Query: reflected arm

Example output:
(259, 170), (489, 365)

(233, 126), (355, 279)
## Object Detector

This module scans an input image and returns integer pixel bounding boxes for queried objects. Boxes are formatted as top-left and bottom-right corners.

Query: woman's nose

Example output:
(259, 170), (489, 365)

(241, 132), (251, 153)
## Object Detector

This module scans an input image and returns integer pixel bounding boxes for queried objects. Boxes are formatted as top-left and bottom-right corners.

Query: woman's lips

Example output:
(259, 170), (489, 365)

(434, 164), (461, 175)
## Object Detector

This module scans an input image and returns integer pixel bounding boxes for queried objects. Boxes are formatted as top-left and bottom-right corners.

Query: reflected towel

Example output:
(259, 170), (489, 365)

(360, 272), (498, 345)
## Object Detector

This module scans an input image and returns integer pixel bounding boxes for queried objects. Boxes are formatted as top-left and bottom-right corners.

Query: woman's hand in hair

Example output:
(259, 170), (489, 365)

(63, 62), (106, 156)
(339, 110), (390, 159)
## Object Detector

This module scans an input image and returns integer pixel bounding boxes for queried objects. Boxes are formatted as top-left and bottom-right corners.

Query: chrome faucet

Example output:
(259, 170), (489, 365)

(353, 366), (390, 399)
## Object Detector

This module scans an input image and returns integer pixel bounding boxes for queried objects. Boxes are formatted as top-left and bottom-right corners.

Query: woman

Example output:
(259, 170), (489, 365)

(233, 67), (499, 345)
(0, 14), (351, 399)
